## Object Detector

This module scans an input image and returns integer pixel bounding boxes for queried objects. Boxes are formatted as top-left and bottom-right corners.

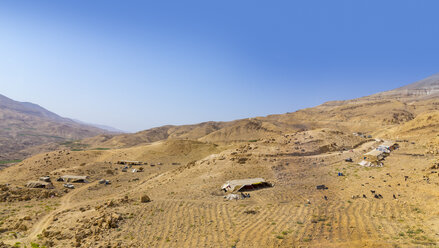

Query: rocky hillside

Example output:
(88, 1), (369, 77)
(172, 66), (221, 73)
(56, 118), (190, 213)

(77, 73), (438, 151)
(0, 94), (110, 160)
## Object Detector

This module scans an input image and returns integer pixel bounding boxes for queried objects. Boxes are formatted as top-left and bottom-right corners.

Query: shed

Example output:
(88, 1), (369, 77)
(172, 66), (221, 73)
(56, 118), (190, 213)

(221, 178), (272, 192)
(61, 175), (89, 183)
(26, 181), (54, 189)
(364, 150), (385, 162)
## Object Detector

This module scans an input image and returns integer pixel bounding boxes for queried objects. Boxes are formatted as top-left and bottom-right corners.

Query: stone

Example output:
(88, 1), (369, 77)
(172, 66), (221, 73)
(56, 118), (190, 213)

(140, 195), (151, 203)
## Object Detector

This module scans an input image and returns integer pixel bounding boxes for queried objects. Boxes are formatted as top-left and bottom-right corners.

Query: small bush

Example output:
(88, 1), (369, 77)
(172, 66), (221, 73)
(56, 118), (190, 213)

(30, 243), (47, 248)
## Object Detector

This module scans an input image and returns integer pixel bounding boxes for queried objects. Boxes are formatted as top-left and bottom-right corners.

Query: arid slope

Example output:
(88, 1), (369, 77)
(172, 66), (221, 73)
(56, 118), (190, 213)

(2, 74), (439, 247)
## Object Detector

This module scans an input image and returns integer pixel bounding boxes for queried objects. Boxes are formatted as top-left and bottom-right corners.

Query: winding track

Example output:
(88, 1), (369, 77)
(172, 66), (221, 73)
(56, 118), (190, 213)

(7, 180), (100, 245)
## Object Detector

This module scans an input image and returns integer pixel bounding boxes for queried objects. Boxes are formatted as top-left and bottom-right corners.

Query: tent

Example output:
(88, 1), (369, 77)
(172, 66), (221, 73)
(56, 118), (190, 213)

(378, 141), (398, 152)
(376, 147), (390, 153)
(364, 150), (385, 162)
(26, 181), (54, 189)
(221, 178), (272, 192)
(359, 160), (383, 167)
(39, 176), (51, 182)
(61, 175), (89, 183)
(117, 160), (143, 165)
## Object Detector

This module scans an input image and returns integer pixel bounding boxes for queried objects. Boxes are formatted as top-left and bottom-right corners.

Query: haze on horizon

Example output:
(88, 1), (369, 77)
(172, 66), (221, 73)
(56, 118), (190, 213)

(0, 0), (438, 132)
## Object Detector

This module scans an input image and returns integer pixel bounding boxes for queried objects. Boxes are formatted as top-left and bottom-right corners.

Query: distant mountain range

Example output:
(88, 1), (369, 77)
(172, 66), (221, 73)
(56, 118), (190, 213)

(377, 73), (439, 98)
(71, 119), (125, 133)
(0, 94), (115, 160)
(397, 73), (439, 91)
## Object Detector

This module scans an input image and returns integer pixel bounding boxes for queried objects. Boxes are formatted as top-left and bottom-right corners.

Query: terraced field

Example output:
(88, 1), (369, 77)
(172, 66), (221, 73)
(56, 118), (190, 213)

(115, 197), (427, 247)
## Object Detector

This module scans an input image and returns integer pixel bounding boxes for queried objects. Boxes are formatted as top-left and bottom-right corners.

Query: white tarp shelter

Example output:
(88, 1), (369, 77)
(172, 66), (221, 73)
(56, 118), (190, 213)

(26, 181), (54, 189)
(364, 150), (385, 162)
(61, 175), (89, 183)
(377, 141), (398, 152)
(221, 178), (272, 192)
(359, 160), (383, 167)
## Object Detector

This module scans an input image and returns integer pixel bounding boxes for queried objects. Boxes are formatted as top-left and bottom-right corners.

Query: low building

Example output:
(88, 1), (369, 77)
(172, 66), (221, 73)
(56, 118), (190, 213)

(221, 178), (272, 192)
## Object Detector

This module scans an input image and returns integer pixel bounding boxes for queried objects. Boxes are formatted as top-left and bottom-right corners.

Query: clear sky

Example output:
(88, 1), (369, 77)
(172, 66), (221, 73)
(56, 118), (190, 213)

(0, 1), (438, 132)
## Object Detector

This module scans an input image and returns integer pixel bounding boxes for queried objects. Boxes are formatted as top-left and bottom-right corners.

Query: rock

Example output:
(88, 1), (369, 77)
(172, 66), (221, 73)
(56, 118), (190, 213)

(0, 241), (13, 248)
(18, 224), (28, 231)
(42, 230), (50, 237)
(75, 230), (87, 241)
(43, 239), (55, 247)
(111, 213), (122, 221)
(106, 200), (115, 207)
(140, 195), (151, 203)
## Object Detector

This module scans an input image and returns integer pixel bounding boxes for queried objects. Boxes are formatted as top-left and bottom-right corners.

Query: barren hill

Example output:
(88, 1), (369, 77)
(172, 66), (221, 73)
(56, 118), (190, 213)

(0, 94), (110, 161)
(79, 74), (439, 150)
(371, 73), (439, 99)
(396, 73), (439, 92)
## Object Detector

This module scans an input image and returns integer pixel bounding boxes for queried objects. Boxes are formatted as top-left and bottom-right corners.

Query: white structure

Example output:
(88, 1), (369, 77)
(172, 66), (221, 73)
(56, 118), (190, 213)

(221, 178), (272, 192)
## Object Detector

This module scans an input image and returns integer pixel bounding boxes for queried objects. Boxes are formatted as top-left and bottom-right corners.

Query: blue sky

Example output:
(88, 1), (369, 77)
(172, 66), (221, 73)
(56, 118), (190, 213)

(0, 0), (438, 132)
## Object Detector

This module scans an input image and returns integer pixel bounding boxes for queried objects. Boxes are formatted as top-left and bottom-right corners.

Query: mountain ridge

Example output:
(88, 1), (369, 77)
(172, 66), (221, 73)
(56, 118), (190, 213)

(0, 94), (110, 160)
(373, 73), (439, 98)
(79, 73), (439, 149)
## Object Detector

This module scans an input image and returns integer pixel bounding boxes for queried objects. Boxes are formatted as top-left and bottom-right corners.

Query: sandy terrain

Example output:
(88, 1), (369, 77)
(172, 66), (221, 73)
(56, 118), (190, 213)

(0, 129), (437, 247)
